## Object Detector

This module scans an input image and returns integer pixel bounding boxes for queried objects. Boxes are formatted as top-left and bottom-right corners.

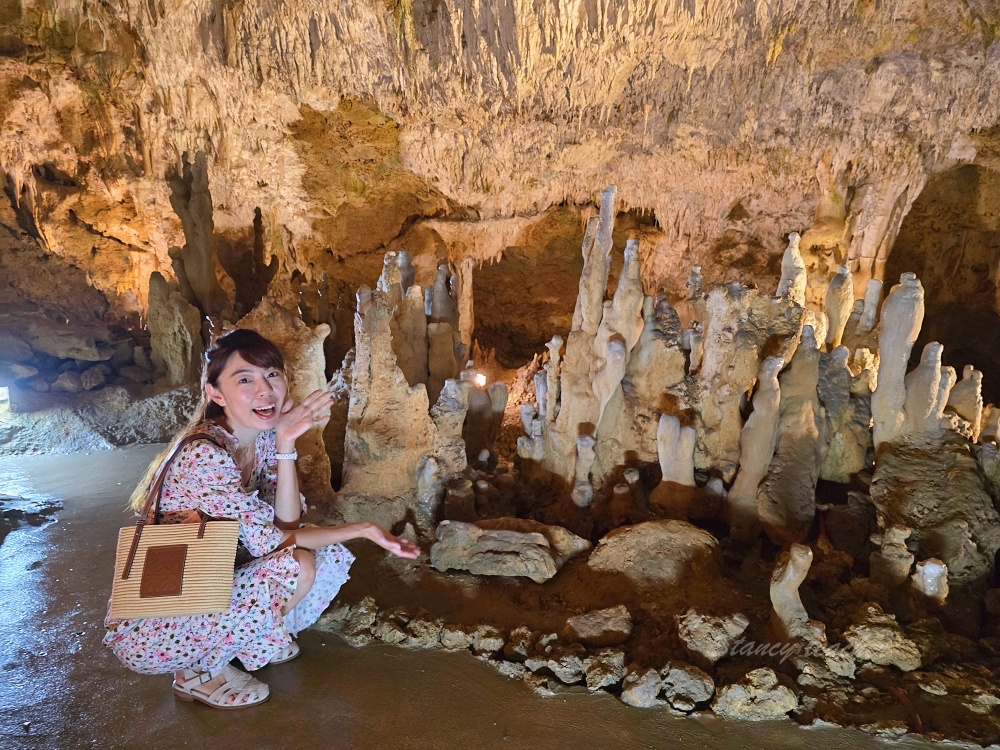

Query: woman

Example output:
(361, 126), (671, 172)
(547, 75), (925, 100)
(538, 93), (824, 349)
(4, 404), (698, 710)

(104, 328), (418, 708)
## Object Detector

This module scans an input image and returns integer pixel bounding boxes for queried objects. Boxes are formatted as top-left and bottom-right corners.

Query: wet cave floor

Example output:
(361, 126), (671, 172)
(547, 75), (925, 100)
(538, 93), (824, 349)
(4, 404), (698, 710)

(0, 446), (972, 750)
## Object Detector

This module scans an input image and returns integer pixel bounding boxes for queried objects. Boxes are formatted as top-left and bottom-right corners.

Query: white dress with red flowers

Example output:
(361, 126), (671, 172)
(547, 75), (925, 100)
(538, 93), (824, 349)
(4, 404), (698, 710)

(103, 422), (354, 674)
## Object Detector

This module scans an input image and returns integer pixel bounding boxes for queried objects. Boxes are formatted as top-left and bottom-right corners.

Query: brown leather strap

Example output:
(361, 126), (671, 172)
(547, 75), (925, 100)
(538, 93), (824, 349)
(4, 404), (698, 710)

(121, 428), (225, 580)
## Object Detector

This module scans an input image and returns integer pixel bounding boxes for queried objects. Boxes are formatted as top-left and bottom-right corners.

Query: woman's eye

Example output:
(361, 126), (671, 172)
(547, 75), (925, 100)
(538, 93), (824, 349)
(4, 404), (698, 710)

(238, 378), (250, 384)
(267, 370), (281, 378)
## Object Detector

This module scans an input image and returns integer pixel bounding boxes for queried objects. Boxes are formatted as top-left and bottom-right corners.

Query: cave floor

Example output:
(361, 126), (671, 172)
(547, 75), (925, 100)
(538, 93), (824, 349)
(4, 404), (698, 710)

(0, 446), (966, 750)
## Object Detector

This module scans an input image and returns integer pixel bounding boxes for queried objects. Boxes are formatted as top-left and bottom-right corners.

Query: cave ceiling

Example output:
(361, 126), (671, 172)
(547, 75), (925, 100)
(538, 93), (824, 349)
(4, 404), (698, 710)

(1, 0), (999, 325)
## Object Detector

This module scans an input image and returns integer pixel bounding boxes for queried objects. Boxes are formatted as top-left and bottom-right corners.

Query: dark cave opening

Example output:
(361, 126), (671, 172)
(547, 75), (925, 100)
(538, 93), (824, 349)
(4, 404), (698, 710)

(885, 164), (1000, 405)
(472, 207), (658, 369)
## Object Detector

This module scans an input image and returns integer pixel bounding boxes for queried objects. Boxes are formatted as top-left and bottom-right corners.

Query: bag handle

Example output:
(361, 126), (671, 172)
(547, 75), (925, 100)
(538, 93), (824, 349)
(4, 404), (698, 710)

(121, 428), (224, 581)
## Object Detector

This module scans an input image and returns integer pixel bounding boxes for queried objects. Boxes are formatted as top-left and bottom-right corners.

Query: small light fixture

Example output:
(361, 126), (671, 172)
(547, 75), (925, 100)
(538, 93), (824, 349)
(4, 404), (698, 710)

(474, 373), (487, 387)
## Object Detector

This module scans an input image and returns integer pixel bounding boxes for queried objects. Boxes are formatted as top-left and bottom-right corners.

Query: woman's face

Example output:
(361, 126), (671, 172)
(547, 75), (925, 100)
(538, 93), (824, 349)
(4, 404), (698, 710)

(205, 352), (288, 433)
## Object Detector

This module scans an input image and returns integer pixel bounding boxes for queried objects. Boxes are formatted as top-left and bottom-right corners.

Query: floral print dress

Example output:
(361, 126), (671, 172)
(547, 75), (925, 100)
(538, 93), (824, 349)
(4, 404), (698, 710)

(103, 421), (354, 674)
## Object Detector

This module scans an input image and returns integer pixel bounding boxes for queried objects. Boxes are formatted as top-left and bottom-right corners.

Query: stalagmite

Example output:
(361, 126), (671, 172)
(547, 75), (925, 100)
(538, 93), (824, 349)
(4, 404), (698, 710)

(429, 265), (458, 326)
(517, 404), (545, 462)
(687, 322), (704, 375)
(757, 325), (821, 546)
(147, 271), (203, 386)
(396, 250), (415, 294)
(871, 273), (925, 449)
(676, 266), (707, 328)
(533, 371), (548, 420)
(623, 467), (648, 514)
(486, 383), (508, 451)
(393, 286), (429, 386)
(776, 233), (807, 306)
(947, 365), (984, 441)
(824, 265), (854, 349)
(427, 322), (459, 404)
(869, 526), (914, 588)
(857, 279), (883, 334)
(593, 240), (644, 359)
(572, 187), (617, 336)
(593, 338), (627, 430)
(770, 544), (855, 682)
(571, 435), (598, 507)
(649, 414), (697, 517)
(376, 251), (403, 309)
(727, 356), (784, 540)
(455, 258), (475, 356)
(544, 335), (563, 424)
(911, 558), (949, 605)
(901, 341), (951, 438)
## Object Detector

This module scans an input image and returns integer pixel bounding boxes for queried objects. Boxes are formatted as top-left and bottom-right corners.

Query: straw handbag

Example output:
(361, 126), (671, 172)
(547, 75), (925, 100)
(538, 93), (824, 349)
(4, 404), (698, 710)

(109, 431), (240, 619)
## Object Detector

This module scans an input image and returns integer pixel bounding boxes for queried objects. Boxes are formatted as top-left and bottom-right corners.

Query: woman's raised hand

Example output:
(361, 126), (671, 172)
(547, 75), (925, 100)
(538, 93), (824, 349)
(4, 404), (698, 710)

(366, 524), (420, 559)
(275, 388), (334, 448)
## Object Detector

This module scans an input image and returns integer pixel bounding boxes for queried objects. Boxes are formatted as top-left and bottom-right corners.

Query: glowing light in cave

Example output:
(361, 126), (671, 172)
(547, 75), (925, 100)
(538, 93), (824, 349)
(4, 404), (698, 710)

(474, 373), (487, 387)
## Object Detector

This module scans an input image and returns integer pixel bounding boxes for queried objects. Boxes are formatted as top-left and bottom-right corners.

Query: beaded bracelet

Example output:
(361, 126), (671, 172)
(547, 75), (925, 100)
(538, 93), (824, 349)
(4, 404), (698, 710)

(274, 451), (298, 461)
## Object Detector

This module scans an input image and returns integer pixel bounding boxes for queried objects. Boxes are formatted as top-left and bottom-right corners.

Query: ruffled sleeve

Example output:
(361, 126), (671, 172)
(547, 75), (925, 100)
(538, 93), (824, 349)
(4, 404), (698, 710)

(163, 438), (285, 557)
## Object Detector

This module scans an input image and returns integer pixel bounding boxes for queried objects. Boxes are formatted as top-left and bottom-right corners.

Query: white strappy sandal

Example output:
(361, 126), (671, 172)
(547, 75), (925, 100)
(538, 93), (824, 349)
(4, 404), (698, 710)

(267, 640), (300, 665)
(172, 664), (270, 709)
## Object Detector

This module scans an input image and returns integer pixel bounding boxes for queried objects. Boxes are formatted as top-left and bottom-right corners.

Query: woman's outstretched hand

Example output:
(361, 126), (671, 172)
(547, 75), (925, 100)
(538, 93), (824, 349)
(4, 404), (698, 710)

(366, 525), (420, 559)
(275, 388), (334, 449)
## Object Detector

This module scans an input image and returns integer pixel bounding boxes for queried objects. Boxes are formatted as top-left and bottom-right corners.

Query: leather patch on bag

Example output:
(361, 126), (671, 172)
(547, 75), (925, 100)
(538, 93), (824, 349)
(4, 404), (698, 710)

(139, 544), (188, 598)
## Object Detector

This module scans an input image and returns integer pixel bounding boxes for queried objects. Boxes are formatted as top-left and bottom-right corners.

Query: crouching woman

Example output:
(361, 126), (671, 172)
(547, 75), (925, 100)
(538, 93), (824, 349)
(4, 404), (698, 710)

(103, 329), (417, 708)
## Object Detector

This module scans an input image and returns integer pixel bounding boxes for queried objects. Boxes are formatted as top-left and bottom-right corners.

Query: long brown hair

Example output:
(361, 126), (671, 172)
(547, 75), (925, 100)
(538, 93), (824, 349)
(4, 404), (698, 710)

(128, 329), (285, 511)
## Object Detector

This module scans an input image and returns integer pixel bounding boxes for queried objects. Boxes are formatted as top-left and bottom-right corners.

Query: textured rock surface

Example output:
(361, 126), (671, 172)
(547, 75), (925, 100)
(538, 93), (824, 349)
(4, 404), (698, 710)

(587, 520), (721, 588)
(563, 606), (633, 648)
(675, 609), (749, 667)
(712, 669), (798, 721)
(430, 520), (560, 583)
(842, 603), (922, 672)
(660, 662), (715, 712)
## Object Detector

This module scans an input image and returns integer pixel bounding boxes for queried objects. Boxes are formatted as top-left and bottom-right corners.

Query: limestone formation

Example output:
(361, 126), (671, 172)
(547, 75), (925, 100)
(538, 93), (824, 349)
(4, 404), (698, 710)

(857, 279), (884, 334)
(869, 526), (914, 589)
(695, 285), (803, 481)
(572, 188), (617, 337)
(712, 669), (798, 720)
(239, 299), (332, 502)
(571, 435), (597, 508)
(593, 240), (644, 359)
(911, 558), (949, 606)
(757, 326), (822, 546)
(675, 609), (750, 668)
(900, 341), (952, 438)
(842, 603), (922, 672)
(776, 233), (807, 306)
(770, 544), (855, 682)
(587, 520), (721, 588)
(430, 521), (559, 583)
(872, 273), (925, 449)
(147, 271), (203, 386)
(427, 322), (460, 405)
(593, 338), (628, 432)
(563, 606), (633, 647)
(391, 285), (429, 387)
(824, 265), (854, 349)
(660, 663), (715, 712)
(474, 518), (591, 566)
(648, 414), (697, 517)
(543, 336), (563, 424)
(727, 356), (783, 540)
(167, 152), (231, 319)
(947, 365), (984, 441)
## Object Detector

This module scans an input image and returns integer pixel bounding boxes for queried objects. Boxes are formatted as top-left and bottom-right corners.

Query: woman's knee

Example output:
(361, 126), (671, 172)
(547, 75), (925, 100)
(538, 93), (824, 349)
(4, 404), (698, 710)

(292, 548), (316, 589)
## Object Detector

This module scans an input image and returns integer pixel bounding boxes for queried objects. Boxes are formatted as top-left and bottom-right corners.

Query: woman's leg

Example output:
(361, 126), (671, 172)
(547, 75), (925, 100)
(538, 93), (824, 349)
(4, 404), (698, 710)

(282, 548), (316, 615)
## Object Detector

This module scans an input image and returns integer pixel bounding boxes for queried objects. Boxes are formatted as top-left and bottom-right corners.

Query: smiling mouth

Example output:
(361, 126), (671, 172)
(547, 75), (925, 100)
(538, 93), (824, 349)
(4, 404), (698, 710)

(252, 405), (276, 418)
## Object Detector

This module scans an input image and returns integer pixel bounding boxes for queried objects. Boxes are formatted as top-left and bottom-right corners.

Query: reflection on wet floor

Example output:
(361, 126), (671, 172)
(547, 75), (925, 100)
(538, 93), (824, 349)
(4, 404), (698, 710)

(0, 446), (954, 750)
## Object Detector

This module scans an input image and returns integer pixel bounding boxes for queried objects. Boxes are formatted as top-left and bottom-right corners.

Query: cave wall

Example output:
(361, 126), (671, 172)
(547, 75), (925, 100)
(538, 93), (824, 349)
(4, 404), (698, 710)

(0, 0), (999, 341)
